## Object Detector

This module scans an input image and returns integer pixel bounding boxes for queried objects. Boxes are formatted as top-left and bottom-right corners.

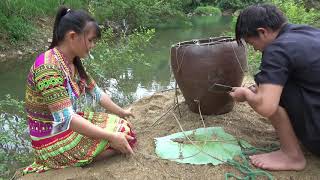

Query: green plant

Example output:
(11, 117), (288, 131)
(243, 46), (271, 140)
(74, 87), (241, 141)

(194, 6), (222, 16)
(84, 28), (155, 105)
(89, 0), (190, 29)
(0, 0), (88, 43)
(272, 0), (320, 27)
(5, 16), (35, 42)
(217, 0), (242, 10)
(0, 11), (8, 41)
(0, 95), (31, 179)
(246, 46), (262, 75)
(206, 0), (265, 11)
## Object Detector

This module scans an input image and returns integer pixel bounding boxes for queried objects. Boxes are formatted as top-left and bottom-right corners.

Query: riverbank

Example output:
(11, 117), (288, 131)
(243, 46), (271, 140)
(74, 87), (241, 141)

(18, 88), (320, 180)
(0, 17), (53, 62)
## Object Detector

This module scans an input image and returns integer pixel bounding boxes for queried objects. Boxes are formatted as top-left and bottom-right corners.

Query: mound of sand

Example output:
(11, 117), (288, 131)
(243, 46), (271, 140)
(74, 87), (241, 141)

(20, 90), (320, 180)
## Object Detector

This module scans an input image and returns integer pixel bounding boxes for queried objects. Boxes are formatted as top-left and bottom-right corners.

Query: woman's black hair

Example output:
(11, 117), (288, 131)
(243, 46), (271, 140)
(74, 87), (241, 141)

(235, 4), (287, 45)
(49, 6), (101, 80)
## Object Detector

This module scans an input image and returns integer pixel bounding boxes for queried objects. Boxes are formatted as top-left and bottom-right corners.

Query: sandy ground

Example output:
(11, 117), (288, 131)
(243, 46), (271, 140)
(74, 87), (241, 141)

(17, 89), (320, 180)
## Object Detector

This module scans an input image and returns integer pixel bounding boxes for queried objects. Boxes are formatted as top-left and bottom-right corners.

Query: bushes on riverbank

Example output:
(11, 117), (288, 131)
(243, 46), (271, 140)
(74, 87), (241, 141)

(89, 0), (191, 29)
(0, 95), (29, 179)
(0, 0), (87, 43)
(0, 0), (192, 43)
(194, 6), (222, 16)
(0, 0), (269, 44)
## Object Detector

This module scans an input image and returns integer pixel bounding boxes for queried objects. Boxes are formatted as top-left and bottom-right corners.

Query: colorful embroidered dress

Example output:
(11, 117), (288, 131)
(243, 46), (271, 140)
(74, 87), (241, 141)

(23, 48), (136, 174)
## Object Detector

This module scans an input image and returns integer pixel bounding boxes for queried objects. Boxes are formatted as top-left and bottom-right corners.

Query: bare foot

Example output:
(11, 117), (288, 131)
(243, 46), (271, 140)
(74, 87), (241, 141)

(249, 150), (306, 171)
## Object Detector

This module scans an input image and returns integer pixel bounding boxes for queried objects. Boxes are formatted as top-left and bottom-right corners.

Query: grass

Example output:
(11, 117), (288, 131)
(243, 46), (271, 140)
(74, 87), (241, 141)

(0, 0), (87, 43)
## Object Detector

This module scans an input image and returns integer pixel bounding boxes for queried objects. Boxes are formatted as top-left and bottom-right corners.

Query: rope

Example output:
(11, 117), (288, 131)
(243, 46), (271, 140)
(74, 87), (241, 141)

(225, 153), (274, 180)
(170, 97), (274, 180)
(176, 46), (188, 73)
(171, 100), (272, 180)
(136, 97), (275, 179)
(171, 111), (226, 163)
(231, 42), (246, 75)
(150, 104), (177, 127)
(194, 100), (206, 128)
(173, 38), (248, 89)
(149, 38), (273, 179)
(174, 81), (182, 117)
(136, 147), (203, 161)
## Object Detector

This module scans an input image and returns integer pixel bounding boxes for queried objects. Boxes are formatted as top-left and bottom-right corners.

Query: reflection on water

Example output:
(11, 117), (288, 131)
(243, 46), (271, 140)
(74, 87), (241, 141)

(0, 57), (34, 100)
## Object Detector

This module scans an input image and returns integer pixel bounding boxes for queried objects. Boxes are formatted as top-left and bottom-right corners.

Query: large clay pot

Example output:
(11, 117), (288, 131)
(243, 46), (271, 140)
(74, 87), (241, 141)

(171, 37), (247, 115)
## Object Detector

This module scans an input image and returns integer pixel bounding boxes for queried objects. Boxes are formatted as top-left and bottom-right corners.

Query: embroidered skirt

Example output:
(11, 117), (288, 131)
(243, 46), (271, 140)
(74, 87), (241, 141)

(23, 112), (136, 174)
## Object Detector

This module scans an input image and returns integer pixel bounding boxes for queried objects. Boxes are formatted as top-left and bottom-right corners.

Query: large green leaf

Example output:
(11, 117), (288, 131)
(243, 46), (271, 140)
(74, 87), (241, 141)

(155, 127), (251, 165)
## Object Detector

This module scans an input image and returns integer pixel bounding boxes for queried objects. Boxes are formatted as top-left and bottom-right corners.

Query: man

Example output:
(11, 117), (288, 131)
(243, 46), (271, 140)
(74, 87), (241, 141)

(230, 4), (320, 171)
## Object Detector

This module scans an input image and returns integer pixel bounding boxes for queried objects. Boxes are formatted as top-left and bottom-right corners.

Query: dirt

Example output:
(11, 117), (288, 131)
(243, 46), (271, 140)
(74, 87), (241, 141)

(0, 17), (53, 62)
(17, 81), (320, 180)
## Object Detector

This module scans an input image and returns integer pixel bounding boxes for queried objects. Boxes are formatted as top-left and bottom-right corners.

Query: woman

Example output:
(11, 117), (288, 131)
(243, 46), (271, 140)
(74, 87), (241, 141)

(23, 7), (136, 174)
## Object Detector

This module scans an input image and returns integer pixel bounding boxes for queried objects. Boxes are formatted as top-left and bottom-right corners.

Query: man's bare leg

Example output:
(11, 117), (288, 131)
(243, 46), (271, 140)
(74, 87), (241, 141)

(249, 106), (306, 170)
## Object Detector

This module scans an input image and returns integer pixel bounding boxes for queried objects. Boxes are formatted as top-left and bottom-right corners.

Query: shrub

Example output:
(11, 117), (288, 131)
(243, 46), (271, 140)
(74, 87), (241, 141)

(84, 28), (155, 105)
(0, 95), (31, 179)
(217, 0), (242, 11)
(194, 6), (222, 16)
(272, 0), (320, 27)
(0, 0), (88, 43)
(89, 0), (190, 29)
(5, 16), (35, 42)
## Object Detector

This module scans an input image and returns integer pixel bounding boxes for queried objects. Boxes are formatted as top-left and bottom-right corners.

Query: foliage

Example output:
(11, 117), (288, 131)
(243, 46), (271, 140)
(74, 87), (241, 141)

(0, 95), (31, 179)
(1, 0), (274, 43)
(0, 0), (88, 43)
(246, 46), (262, 75)
(0, 0), (86, 18)
(88, 0), (191, 29)
(272, 0), (320, 27)
(5, 16), (35, 43)
(0, 0), (192, 42)
(198, 0), (265, 11)
(194, 6), (222, 16)
(302, 0), (320, 10)
(216, 0), (243, 10)
(84, 28), (155, 105)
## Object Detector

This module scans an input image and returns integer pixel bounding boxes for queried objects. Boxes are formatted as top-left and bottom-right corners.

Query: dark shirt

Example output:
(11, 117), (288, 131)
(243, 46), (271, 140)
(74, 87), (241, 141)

(254, 24), (320, 154)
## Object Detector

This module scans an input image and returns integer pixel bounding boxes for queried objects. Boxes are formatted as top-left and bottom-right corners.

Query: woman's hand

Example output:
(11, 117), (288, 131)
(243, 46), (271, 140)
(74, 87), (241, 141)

(109, 132), (134, 154)
(120, 107), (135, 119)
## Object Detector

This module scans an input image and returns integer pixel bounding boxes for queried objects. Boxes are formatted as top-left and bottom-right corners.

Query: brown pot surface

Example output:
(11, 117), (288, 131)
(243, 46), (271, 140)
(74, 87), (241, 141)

(171, 37), (247, 115)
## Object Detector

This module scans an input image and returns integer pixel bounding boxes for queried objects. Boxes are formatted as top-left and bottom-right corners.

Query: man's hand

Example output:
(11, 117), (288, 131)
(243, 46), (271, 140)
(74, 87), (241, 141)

(248, 84), (258, 93)
(231, 84), (283, 118)
(229, 87), (249, 102)
(229, 84), (258, 102)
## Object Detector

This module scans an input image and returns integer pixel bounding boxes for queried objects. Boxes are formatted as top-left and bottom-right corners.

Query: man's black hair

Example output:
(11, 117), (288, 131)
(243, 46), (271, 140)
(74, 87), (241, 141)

(235, 4), (287, 45)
